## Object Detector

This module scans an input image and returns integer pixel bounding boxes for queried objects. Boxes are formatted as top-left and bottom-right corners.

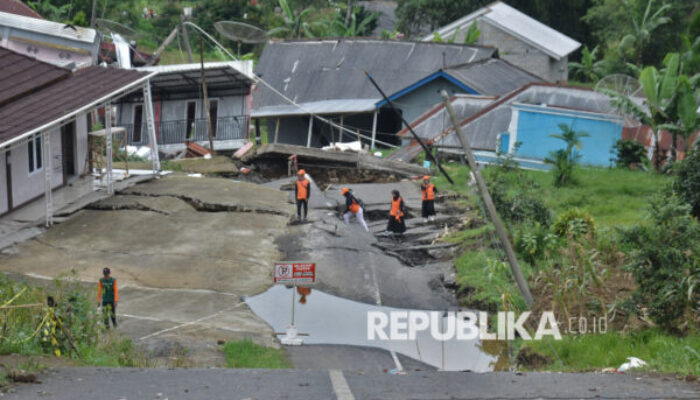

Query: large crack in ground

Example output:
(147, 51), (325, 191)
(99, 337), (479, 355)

(121, 190), (292, 217)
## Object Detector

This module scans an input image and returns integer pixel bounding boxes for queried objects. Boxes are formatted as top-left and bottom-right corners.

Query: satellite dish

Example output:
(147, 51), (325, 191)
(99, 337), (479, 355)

(595, 74), (644, 128)
(95, 18), (141, 41)
(214, 21), (268, 44)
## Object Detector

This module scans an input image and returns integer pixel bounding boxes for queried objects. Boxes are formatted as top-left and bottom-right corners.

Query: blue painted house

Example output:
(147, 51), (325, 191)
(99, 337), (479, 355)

(507, 103), (622, 167)
(434, 84), (625, 169)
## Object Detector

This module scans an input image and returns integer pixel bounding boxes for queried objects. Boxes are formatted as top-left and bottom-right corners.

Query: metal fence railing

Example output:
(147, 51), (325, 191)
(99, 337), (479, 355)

(120, 116), (247, 146)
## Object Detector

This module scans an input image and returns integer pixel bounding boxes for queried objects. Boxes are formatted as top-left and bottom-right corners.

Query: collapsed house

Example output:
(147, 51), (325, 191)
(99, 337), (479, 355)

(252, 38), (542, 149)
(252, 39), (496, 149)
(422, 1), (581, 83)
(114, 61), (255, 153)
(0, 10), (100, 68)
(0, 47), (159, 223)
(400, 83), (626, 168)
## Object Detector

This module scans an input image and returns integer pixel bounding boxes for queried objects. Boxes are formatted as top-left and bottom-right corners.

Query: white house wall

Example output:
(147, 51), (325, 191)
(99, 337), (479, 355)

(10, 128), (63, 207)
(0, 152), (7, 215)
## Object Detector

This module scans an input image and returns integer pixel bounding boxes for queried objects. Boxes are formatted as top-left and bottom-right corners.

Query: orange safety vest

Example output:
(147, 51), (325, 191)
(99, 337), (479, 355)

(349, 198), (360, 213)
(296, 179), (309, 200)
(390, 197), (404, 220)
(422, 183), (435, 201)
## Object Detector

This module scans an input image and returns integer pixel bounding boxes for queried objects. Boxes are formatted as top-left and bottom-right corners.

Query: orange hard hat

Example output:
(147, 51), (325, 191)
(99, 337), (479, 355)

(423, 175), (431, 180)
(341, 187), (349, 195)
(297, 169), (306, 175)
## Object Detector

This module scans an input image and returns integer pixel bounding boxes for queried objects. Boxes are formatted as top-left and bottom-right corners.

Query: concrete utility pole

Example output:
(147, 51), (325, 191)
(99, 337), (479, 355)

(440, 90), (534, 308)
(181, 13), (193, 63)
(200, 37), (214, 153)
(90, 0), (98, 27)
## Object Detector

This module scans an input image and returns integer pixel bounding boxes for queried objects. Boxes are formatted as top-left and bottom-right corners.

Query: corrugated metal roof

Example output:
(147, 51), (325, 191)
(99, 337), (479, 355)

(137, 60), (255, 81)
(0, 47), (69, 105)
(0, 0), (43, 19)
(423, 1), (581, 59)
(0, 11), (98, 44)
(436, 84), (621, 151)
(253, 38), (496, 112)
(0, 63), (152, 146)
(135, 61), (254, 93)
(252, 98), (378, 118)
(445, 58), (542, 95)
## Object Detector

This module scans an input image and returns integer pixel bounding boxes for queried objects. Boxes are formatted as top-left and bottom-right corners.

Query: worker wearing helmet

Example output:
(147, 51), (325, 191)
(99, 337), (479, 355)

(295, 169), (311, 221)
(421, 175), (438, 222)
(341, 187), (369, 232)
(386, 189), (407, 235)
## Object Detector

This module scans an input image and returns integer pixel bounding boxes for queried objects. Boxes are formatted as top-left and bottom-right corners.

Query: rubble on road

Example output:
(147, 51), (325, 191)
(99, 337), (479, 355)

(243, 143), (429, 181)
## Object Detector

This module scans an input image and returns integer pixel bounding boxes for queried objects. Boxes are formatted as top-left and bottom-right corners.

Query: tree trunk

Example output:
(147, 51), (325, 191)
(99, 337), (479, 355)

(653, 128), (662, 172)
(671, 131), (678, 163)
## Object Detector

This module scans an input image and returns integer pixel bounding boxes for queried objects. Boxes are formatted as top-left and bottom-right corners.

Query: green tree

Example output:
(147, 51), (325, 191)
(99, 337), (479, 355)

(544, 123), (590, 186)
(328, 5), (380, 37)
(583, 0), (696, 69)
(568, 45), (607, 83)
(618, 0), (671, 66)
(606, 53), (683, 171)
(666, 75), (700, 162)
(267, 0), (325, 38)
(621, 193), (699, 332)
(674, 150), (700, 219)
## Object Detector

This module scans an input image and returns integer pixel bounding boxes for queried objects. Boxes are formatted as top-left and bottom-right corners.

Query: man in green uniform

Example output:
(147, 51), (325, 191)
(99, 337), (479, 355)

(97, 267), (118, 329)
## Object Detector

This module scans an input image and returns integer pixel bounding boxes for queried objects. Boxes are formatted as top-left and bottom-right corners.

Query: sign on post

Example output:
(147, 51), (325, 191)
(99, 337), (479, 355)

(274, 262), (315, 284)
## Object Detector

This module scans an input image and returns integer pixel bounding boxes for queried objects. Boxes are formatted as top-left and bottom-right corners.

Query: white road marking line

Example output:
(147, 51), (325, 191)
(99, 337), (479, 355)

(138, 302), (245, 341)
(367, 262), (404, 373)
(329, 370), (355, 400)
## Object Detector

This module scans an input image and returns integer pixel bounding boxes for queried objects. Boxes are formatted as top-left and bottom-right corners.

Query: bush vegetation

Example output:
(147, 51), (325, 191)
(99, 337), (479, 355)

(0, 273), (150, 370)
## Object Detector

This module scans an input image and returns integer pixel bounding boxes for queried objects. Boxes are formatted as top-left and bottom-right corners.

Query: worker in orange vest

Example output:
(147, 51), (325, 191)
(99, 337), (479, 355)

(386, 189), (407, 235)
(341, 187), (369, 232)
(295, 169), (311, 221)
(421, 175), (438, 222)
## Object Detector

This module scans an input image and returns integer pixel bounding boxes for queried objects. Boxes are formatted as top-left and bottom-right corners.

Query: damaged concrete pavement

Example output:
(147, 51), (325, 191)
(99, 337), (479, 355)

(0, 175), (294, 366)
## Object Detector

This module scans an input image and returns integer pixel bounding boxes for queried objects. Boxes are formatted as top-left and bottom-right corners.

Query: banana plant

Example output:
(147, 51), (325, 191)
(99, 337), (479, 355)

(568, 45), (607, 83)
(267, 0), (324, 39)
(619, 0), (671, 66)
(607, 53), (682, 171)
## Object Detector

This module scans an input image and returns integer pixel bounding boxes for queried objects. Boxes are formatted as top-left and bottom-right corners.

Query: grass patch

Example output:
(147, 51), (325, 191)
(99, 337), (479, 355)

(435, 164), (668, 228)
(454, 249), (531, 311)
(222, 340), (292, 369)
(521, 330), (700, 375)
(518, 167), (669, 228)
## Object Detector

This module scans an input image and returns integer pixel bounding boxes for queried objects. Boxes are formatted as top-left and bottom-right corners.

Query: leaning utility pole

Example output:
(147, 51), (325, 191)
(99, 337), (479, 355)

(200, 37), (214, 153)
(90, 0), (98, 27)
(181, 14), (193, 63)
(440, 90), (534, 308)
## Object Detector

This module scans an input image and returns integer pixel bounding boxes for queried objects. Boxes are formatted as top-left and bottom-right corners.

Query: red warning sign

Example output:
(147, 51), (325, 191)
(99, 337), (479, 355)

(274, 262), (316, 284)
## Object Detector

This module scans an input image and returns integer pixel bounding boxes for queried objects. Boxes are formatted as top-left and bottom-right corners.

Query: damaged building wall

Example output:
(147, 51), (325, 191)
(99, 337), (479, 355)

(265, 109), (404, 148)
